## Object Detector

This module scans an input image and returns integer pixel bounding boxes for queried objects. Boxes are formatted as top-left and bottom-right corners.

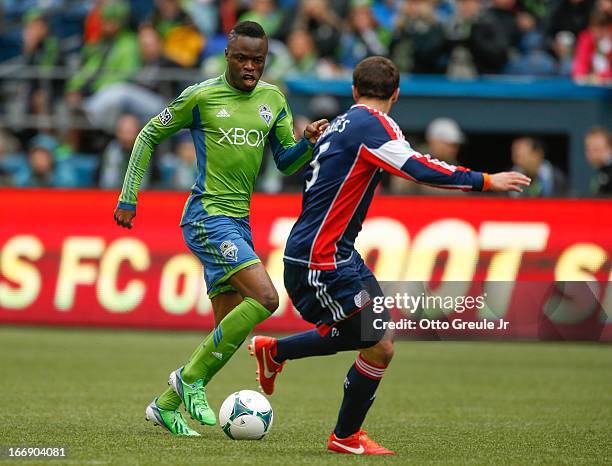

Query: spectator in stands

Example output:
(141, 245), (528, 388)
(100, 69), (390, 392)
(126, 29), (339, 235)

(65, 0), (140, 105)
(488, 0), (522, 48)
(0, 160), (11, 187)
(239, 0), (284, 37)
(370, 0), (398, 30)
(510, 136), (567, 197)
(293, 0), (343, 58)
(13, 134), (75, 188)
(545, 0), (598, 74)
(182, 0), (219, 37)
(547, 0), (596, 43)
(390, 118), (467, 195)
(21, 9), (59, 67)
(21, 9), (62, 116)
(160, 131), (197, 190)
(435, 0), (457, 23)
(572, 11), (612, 84)
(83, 0), (105, 44)
(338, 0), (390, 69)
(585, 126), (612, 195)
(0, 130), (21, 186)
(424, 117), (465, 164)
(597, 0), (612, 18)
(82, 24), (177, 130)
(98, 114), (147, 189)
(390, 0), (447, 74)
(286, 29), (321, 74)
(217, 0), (240, 35)
(492, 0), (558, 76)
(443, 0), (510, 76)
(149, 0), (191, 37)
(552, 30), (577, 75)
(133, 24), (181, 93)
(148, 0), (204, 67)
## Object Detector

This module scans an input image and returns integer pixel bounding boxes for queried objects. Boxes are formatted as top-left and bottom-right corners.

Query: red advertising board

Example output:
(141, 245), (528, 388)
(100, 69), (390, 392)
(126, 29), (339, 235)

(1, 189), (611, 340)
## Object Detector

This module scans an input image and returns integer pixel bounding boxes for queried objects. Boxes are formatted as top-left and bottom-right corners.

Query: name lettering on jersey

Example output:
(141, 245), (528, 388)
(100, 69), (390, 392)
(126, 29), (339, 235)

(217, 127), (266, 147)
(321, 113), (350, 138)
(158, 108), (173, 126)
(216, 108), (231, 118)
(258, 104), (273, 126)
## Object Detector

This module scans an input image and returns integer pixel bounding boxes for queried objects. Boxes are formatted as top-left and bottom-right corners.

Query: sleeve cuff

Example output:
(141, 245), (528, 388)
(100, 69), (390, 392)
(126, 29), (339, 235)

(117, 201), (137, 211)
(302, 133), (315, 148)
(482, 173), (491, 191)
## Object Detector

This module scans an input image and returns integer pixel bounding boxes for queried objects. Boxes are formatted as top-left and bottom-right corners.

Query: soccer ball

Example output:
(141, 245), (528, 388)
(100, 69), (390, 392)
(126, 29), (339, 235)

(219, 390), (273, 440)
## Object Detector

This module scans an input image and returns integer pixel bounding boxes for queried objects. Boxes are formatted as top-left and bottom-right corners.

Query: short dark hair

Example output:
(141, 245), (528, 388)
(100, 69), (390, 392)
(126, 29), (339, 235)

(518, 136), (546, 155)
(228, 21), (266, 42)
(353, 56), (399, 100)
(529, 137), (545, 154)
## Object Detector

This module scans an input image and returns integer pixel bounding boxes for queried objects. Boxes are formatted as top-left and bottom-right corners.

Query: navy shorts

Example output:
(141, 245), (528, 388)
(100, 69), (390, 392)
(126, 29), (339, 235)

(182, 216), (261, 298)
(284, 252), (389, 346)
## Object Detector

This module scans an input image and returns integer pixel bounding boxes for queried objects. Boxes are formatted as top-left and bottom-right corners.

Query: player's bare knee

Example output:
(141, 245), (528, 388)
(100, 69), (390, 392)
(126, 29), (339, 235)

(364, 339), (394, 366)
(255, 287), (279, 313)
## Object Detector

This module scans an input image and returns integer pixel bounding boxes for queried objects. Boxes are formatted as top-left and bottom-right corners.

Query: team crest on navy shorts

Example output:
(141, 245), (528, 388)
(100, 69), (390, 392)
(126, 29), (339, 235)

(220, 240), (238, 262)
(354, 290), (370, 308)
(259, 104), (272, 126)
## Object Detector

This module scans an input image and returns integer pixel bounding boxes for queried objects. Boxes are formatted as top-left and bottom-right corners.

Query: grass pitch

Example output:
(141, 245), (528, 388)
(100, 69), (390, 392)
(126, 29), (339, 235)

(0, 327), (610, 465)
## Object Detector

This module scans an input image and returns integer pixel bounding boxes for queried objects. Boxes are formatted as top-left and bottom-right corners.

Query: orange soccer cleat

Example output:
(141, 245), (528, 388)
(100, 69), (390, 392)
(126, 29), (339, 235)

(248, 336), (285, 395)
(327, 430), (395, 456)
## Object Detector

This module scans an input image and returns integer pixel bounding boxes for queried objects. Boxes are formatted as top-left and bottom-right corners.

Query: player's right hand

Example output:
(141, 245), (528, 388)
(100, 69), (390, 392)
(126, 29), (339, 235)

(114, 208), (136, 229)
(489, 171), (532, 193)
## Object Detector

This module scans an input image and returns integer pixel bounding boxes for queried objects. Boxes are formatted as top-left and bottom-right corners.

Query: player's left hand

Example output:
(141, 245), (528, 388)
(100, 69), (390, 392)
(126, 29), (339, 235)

(304, 119), (330, 144)
(114, 208), (136, 229)
(489, 171), (532, 193)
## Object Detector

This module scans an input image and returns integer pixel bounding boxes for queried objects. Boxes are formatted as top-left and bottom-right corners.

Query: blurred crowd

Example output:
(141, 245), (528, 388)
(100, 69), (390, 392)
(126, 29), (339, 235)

(0, 0), (610, 195)
(2, 0), (611, 81)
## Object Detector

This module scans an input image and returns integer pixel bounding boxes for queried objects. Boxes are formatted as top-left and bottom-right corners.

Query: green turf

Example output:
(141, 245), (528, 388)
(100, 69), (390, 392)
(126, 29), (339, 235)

(0, 327), (610, 465)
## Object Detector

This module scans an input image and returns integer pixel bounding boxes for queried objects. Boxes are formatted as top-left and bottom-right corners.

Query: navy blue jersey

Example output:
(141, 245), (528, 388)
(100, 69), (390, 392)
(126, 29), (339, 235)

(284, 104), (489, 270)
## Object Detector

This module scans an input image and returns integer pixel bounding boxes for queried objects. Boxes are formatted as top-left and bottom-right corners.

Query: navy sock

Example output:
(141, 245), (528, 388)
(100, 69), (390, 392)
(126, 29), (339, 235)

(275, 329), (358, 362)
(334, 355), (387, 439)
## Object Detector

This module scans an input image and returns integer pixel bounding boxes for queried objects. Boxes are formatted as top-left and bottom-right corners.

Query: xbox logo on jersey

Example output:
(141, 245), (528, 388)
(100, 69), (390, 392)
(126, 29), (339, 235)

(217, 127), (266, 147)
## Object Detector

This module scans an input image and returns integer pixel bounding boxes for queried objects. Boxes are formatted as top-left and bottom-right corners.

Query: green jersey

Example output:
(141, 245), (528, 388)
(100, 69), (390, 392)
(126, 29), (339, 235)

(117, 73), (313, 224)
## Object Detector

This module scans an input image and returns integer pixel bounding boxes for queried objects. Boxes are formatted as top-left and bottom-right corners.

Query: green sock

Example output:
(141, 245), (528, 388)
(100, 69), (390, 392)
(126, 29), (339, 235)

(157, 387), (181, 410)
(181, 297), (271, 385)
(156, 297), (271, 410)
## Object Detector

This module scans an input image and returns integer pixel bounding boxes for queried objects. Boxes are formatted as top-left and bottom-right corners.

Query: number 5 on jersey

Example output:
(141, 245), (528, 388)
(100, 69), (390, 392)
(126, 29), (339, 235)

(305, 142), (330, 192)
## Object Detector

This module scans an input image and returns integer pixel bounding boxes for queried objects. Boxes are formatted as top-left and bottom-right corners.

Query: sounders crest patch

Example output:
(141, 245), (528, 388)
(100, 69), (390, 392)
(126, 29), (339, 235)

(220, 240), (238, 262)
(158, 107), (173, 126)
(259, 104), (273, 126)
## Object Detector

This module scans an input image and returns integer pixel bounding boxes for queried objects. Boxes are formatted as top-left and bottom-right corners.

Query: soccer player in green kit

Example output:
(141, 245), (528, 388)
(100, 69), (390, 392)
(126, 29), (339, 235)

(113, 21), (328, 436)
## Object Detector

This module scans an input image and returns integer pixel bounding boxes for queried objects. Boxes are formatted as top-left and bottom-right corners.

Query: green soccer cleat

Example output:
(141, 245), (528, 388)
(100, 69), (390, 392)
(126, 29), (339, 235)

(145, 399), (200, 436)
(169, 367), (216, 426)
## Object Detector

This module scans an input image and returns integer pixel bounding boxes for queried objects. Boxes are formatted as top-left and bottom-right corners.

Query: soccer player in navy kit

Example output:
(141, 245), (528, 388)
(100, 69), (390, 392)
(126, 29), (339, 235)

(249, 56), (531, 455)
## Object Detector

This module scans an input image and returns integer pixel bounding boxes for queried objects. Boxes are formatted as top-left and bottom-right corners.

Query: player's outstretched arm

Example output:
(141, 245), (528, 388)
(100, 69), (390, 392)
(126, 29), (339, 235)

(359, 139), (492, 191)
(269, 118), (329, 175)
(113, 85), (200, 229)
(268, 94), (330, 175)
(488, 171), (531, 193)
